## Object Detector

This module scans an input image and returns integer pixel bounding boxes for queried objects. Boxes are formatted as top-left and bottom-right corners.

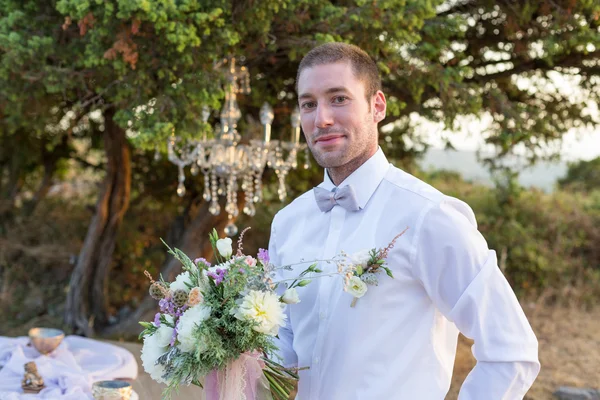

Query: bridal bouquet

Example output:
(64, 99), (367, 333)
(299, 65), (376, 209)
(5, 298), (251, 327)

(139, 227), (407, 400)
(139, 228), (314, 400)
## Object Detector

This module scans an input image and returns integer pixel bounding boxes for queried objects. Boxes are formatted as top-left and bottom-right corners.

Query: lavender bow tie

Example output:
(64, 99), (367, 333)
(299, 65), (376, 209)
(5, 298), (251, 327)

(314, 185), (360, 212)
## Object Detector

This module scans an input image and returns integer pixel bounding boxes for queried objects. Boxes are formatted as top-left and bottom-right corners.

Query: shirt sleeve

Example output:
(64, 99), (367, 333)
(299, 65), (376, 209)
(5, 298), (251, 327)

(411, 198), (540, 399)
(269, 219), (298, 368)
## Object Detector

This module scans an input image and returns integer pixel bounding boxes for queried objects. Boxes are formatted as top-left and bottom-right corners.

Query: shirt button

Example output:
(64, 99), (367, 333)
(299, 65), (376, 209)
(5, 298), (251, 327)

(314, 357), (320, 364)
(319, 312), (326, 320)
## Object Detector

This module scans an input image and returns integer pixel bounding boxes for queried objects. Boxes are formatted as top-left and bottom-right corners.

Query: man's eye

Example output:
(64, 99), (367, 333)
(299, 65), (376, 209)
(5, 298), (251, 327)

(301, 102), (316, 109)
(333, 96), (348, 104)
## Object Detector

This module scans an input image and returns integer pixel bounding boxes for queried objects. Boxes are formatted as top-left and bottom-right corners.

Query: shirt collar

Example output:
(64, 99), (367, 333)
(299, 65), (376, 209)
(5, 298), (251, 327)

(319, 147), (390, 210)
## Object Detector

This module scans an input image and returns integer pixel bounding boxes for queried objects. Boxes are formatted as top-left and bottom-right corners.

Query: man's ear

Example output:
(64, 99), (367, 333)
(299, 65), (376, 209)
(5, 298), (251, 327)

(373, 91), (386, 123)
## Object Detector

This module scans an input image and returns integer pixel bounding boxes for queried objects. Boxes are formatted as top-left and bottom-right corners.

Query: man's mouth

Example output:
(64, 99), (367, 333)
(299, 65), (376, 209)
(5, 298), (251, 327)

(315, 134), (345, 145)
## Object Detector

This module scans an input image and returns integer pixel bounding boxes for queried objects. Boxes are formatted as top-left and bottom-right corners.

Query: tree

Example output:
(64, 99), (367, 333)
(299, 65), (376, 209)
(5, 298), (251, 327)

(2, 0), (599, 336)
(559, 156), (600, 192)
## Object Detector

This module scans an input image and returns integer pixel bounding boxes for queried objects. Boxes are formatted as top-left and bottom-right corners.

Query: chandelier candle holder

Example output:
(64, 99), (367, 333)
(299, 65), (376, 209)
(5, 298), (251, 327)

(167, 57), (311, 236)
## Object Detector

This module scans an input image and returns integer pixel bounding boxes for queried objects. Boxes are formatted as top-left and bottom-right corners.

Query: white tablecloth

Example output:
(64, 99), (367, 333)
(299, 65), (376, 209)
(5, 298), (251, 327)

(0, 335), (138, 399)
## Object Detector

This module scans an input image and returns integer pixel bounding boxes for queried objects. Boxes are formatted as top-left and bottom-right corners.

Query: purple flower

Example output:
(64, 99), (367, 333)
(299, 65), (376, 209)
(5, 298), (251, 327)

(158, 296), (187, 316)
(207, 268), (228, 285)
(174, 304), (188, 317)
(170, 323), (179, 347)
(258, 248), (269, 265)
(153, 313), (161, 327)
(194, 257), (211, 268)
(158, 298), (171, 313)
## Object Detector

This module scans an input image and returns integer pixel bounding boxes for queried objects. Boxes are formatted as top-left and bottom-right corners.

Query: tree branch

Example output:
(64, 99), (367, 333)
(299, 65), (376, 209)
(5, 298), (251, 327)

(465, 50), (600, 83)
(436, 0), (478, 17)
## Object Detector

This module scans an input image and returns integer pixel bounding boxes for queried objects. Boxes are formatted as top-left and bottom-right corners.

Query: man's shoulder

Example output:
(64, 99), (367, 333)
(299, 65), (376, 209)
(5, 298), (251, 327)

(383, 165), (479, 228)
(382, 165), (446, 206)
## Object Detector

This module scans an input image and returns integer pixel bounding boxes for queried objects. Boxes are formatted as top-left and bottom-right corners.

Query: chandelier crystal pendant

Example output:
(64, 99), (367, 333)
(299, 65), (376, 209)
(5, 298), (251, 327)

(167, 57), (310, 236)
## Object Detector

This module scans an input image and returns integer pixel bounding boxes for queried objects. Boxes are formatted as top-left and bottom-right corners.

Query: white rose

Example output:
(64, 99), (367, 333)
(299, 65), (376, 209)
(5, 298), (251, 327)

(346, 276), (368, 298)
(140, 333), (168, 384)
(170, 271), (192, 293)
(351, 249), (372, 268)
(176, 304), (212, 353)
(234, 290), (287, 336)
(216, 238), (233, 259)
(281, 288), (301, 304)
(154, 322), (174, 348)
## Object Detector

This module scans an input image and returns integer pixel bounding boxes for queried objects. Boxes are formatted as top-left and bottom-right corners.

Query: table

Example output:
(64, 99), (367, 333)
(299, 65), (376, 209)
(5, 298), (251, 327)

(0, 336), (137, 399)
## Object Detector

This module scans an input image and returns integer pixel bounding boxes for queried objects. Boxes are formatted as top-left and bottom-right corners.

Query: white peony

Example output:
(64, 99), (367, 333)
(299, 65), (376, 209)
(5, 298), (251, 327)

(170, 271), (193, 293)
(281, 288), (301, 304)
(154, 319), (174, 348)
(141, 333), (168, 384)
(234, 290), (287, 336)
(216, 238), (233, 258)
(346, 276), (368, 298)
(176, 304), (212, 353)
(351, 249), (372, 268)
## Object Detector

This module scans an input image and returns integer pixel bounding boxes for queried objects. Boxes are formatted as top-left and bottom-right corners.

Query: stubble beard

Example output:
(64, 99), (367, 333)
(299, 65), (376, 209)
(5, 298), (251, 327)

(308, 114), (378, 184)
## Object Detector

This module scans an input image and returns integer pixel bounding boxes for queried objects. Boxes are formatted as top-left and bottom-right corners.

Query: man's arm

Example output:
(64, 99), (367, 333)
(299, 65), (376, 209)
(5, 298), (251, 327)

(412, 199), (540, 399)
(268, 221), (298, 368)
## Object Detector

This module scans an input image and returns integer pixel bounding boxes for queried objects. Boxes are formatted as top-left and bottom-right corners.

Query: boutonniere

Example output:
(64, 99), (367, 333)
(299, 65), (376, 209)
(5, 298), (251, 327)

(343, 228), (408, 307)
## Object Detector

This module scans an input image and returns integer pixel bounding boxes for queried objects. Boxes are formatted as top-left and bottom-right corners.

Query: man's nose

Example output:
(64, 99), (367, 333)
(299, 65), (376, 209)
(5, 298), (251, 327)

(315, 104), (334, 128)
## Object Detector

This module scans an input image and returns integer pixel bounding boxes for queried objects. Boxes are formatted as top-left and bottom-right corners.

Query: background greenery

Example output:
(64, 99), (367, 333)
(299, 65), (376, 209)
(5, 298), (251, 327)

(1, 0), (599, 338)
(1, 158), (599, 338)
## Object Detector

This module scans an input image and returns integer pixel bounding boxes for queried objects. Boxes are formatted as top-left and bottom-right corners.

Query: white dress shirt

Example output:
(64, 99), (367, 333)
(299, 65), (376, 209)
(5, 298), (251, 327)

(268, 148), (540, 400)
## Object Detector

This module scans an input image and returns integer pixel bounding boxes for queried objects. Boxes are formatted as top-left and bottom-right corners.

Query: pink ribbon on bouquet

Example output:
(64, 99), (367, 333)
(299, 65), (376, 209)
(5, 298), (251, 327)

(205, 351), (272, 400)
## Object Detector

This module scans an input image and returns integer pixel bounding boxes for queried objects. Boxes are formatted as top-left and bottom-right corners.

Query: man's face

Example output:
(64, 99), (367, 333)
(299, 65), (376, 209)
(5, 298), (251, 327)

(297, 62), (385, 170)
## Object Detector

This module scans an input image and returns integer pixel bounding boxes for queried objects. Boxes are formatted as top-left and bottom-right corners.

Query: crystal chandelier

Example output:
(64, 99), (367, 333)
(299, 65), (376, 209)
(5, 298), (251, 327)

(167, 57), (310, 236)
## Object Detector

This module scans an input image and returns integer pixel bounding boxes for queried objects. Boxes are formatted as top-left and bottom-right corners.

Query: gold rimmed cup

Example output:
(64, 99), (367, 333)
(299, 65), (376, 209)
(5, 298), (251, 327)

(28, 328), (65, 355)
(92, 380), (133, 400)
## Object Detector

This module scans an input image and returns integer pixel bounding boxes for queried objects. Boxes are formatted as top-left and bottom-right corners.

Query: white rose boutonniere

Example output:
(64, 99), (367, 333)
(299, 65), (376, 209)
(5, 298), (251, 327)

(345, 276), (368, 299)
(343, 227), (409, 307)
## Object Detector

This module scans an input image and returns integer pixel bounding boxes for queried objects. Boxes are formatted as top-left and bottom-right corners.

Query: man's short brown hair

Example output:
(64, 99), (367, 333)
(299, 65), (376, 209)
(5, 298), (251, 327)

(296, 42), (382, 101)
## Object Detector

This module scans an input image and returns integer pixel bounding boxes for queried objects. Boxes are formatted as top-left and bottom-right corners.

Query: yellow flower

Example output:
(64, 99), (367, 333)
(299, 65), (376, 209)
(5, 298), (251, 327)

(234, 290), (287, 336)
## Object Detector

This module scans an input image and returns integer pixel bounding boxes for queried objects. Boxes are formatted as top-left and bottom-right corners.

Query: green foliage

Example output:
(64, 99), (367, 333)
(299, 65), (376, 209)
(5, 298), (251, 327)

(2, 0), (599, 159)
(162, 238), (197, 274)
(558, 157), (600, 192)
(138, 321), (158, 339)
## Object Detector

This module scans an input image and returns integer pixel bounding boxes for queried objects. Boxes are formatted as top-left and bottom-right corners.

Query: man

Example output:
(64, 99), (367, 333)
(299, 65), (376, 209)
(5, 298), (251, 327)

(268, 42), (539, 399)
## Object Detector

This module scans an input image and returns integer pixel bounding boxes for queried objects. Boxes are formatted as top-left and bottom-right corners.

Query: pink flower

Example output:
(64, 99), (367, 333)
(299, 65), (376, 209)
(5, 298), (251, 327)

(188, 287), (204, 307)
(245, 256), (257, 267)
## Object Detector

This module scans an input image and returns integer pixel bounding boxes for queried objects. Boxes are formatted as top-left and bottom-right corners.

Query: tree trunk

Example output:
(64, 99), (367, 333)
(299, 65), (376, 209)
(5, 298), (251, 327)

(64, 109), (131, 336)
(102, 201), (230, 337)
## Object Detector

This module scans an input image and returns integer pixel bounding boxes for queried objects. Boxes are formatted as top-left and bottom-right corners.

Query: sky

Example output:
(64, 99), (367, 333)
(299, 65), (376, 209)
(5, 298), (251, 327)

(409, 70), (600, 162)
(415, 114), (600, 162)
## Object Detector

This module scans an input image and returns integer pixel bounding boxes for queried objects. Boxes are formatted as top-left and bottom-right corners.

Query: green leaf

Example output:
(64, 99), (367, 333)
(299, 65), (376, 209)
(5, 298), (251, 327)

(139, 321), (154, 329)
(382, 266), (394, 279)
